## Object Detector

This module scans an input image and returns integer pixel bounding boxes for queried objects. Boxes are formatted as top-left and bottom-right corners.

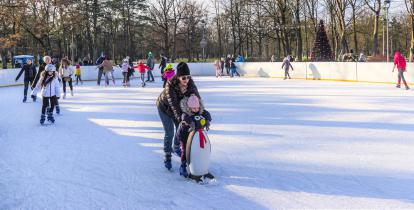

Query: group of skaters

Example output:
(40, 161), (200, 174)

(94, 52), (169, 88)
(276, 51), (411, 87)
(15, 56), (82, 125)
(213, 54), (241, 78)
(14, 51), (175, 125)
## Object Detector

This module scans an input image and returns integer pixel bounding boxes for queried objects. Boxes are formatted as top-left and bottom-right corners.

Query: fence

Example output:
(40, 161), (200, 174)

(1, 62), (411, 87)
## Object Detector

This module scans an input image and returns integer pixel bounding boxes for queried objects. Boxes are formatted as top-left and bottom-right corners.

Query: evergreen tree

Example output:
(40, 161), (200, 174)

(311, 20), (333, 61)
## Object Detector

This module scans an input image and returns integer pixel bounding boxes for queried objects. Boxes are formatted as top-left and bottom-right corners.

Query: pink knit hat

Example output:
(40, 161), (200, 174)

(187, 95), (200, 108)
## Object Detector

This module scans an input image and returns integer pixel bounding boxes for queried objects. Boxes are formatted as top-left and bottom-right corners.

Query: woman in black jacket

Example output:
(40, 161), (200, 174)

(156, 62), (200, 170)
(15, 59), (37, 102)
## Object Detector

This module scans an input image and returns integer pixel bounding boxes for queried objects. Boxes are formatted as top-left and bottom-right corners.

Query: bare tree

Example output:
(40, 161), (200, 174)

(405, 0), (414, 61)
(364, 0), (381, 56)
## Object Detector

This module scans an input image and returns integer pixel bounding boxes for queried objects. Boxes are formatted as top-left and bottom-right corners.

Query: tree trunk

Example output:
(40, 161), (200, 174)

(93, 0), (99, 60)
(1, 50), (7, 69)
(410, 15), (414, 62)
(351, 3), (358, 53)
(353, 15), (358, 53)
(372, 11), (380, 55)
(295, 0), (302, 61)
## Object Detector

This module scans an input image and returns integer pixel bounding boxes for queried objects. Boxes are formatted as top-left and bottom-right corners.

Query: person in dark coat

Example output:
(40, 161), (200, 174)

(146, 52), (155, 82)
(225, 55), (231, 76)
(96, 54), (105, 86)
(159, 53), (167, 81)
(32, 56), (53, 101)
(15, 59), (37, 102)
(156, 62), (200, 170)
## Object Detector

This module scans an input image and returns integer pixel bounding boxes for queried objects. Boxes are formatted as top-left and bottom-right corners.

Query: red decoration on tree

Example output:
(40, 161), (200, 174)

(311, 20), (333, 61)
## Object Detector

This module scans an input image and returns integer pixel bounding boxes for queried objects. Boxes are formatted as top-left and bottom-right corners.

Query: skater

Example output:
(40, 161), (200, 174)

(229, 58), (240, 77)
(225, 55), (231, 76)
(134, 60), (151, 87)
(156, 62), (201, 170)
(214, 60), (222, 78)
(97, 56), (116, 87)
(281, 55), (294, 80)
(15, 59), (37, 102)
(95, 54), (105, 86)
(175, 94), (212, 179)
(31, 64), (60, 125)
(146, 52), (155, 82)
(75, 64), (83, 85)
(162, 63), (175, 88)
(121, 58), (132, 87)
(392, 50), (410, 90)
(59, 58), (74, 99)
(31, 56), (52, 102)
(127, 57), (134, 84)
(159, 53), (168, 81)
(220, 57), (225, 76)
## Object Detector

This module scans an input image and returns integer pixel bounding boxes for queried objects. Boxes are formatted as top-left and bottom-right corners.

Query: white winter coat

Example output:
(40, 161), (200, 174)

(121, 63), (131, 73)
(32, 76), (61, 97)
(60, 66), (74, 78)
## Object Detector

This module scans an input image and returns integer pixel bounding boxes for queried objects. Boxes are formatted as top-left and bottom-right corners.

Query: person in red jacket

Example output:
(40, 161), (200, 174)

(392, 50), (410, 90)
(134, 60), (151, 87)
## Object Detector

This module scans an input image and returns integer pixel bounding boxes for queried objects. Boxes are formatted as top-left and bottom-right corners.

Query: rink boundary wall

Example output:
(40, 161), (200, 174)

(1, 62), (412, 87)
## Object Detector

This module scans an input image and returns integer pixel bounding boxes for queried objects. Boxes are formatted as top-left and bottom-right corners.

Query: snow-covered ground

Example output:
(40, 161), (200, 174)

(1, 77), (414, 209)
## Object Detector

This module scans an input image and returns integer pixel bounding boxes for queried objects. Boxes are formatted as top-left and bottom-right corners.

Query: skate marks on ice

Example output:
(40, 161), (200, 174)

(0, 82), (266, 209)
(2, 78), (414, 209)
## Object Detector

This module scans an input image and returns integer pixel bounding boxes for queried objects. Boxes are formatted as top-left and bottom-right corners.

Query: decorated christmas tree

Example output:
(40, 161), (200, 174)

(311, 20), (333, 61)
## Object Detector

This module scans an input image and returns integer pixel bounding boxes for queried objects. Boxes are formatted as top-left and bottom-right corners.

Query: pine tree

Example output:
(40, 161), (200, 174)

(311, 20), (333, 61)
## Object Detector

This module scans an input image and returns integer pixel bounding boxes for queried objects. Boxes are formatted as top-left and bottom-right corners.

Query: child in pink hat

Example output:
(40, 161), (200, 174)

(174, 94), (212, 178)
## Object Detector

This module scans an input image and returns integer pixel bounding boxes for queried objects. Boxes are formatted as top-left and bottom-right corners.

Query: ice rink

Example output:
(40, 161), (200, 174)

(1, 77), (414, 209)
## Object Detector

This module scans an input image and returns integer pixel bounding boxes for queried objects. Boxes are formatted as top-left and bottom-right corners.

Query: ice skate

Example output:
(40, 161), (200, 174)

(47, 112), (55, 123)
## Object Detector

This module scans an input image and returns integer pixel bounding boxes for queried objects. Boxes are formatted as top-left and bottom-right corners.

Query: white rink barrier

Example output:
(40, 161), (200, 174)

(237, 62), (413, 84)
(2, 62), (414, 87)
(0, 63), (215, 87)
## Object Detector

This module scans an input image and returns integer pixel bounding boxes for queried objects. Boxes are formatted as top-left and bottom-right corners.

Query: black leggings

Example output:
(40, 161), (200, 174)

(123, 72), (129, 84)
(42, 96), (57, 114)
(62, 77), (73, 93)
(24, 79), (34, 96)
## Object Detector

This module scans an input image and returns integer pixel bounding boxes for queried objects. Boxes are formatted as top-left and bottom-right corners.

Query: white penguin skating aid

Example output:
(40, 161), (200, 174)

(185, 116), (216, 184)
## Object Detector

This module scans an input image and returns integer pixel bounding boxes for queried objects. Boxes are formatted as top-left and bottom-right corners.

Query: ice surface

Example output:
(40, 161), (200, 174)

(1, 77), (414, 209)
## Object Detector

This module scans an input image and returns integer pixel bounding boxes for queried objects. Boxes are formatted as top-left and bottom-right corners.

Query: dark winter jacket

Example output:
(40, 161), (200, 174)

(16, 64), (37, 81)
(147, 56), (155, 69)
(225, 57), (230, 68)
(96, 56), (105, 65)
(180, 95), (212, 129)
(96, 56), (105, 71)
(159, 56), (167, 70)
(31, 63), (46, 89)
(157, 77), (200, 123)
(230, 58), (236, 69)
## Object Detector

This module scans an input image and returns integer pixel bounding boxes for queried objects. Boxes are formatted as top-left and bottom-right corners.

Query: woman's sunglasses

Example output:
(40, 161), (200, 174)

(180, 76), (191, 80)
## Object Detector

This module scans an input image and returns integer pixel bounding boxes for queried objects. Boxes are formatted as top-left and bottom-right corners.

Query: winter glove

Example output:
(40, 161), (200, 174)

(205, 120), (211, 131)
(181, 114), (193, 124)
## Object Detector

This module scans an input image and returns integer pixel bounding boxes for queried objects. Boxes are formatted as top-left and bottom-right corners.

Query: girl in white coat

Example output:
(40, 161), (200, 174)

(32, 64), (61, 125)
